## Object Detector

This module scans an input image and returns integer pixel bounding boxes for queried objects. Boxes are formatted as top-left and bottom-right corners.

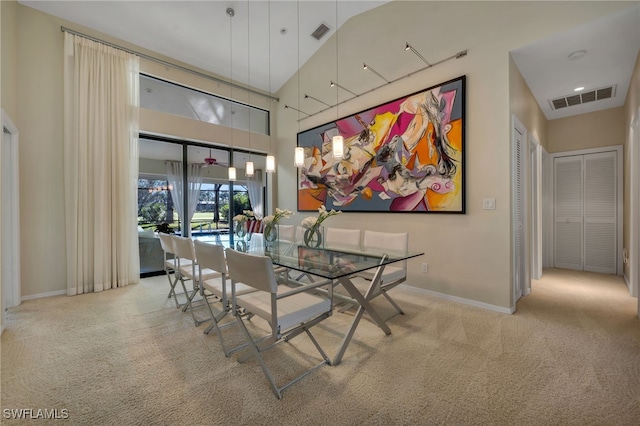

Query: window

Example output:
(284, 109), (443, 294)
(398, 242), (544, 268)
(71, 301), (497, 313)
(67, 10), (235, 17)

(140, 74), (269, 135)
(191, 182), (251, 236)
(137, 177), (175, 232)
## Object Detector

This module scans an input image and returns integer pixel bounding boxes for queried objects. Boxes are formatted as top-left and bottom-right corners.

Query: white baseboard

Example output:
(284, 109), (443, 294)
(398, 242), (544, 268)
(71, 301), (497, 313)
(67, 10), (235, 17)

(623, 272), (633, 295)
(400, 284), (515, 314)
(22, 289), (66, 301)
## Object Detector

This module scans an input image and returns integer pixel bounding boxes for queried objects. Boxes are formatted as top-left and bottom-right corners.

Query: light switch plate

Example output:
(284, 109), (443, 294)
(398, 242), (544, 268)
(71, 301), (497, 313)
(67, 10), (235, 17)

(482, 198), (496, 210)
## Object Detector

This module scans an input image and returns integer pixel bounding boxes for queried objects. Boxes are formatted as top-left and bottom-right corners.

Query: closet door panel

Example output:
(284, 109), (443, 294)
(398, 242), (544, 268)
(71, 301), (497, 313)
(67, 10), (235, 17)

(584, 152), (616, 273)
(554, 156), (583, 270)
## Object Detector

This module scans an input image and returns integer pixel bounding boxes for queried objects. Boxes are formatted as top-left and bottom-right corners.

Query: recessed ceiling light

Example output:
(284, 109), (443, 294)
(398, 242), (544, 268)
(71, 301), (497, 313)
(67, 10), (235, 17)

(568, 50), (587, 61)
(574, 86), (584, 92)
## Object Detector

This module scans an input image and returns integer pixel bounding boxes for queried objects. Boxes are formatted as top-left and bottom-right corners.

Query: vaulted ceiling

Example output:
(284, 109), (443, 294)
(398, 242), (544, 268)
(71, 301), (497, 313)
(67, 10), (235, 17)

(19, 1), (640, 120)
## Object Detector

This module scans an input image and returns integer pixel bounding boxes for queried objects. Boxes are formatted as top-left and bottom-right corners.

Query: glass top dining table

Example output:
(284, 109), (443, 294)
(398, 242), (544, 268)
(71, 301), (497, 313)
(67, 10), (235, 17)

(196, 233), (423, 280)
(194, 232), (424, 364)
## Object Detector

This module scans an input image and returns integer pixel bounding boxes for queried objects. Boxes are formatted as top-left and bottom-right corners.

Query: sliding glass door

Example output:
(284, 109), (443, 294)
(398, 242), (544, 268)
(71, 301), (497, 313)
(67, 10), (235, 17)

(137, 136), (267, 275)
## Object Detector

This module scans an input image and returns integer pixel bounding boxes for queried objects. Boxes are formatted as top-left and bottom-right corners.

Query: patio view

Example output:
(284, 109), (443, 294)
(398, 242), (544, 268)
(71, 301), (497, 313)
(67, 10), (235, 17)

(137, 178), (251, 235)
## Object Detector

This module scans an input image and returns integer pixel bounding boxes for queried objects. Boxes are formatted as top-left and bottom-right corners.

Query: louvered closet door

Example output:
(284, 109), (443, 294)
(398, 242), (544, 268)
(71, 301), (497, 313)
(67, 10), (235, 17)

(584, 152), (617, 273)
(554, 156), (583, 270)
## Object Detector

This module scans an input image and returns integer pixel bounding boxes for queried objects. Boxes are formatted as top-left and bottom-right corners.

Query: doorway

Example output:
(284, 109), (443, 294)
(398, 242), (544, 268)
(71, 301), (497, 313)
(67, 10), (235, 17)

(530, 137), (542, 280)
(551, 146), (622, 275)
(1, 110), (21, 333)
(629, 109), (640, 318)
(512, 115), (530, 305)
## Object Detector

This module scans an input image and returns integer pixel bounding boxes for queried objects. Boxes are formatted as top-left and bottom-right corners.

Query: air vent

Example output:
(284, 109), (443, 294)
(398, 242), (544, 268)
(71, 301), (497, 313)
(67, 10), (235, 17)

(581, 91), (596, 103)
(549, 84), (617, 110)
(311, 23), (331, 41)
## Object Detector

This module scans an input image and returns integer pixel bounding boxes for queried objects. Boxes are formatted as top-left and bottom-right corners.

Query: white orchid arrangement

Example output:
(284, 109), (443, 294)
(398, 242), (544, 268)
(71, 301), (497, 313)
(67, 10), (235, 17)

(233, 210), (259, 223)
(262, 208), (294, 226)
(301, 205), (341, 231)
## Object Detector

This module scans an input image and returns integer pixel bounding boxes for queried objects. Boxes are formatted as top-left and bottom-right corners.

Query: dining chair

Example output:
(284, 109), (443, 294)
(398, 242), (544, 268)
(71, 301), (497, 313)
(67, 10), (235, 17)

(277, 224), (295, 242)
(157, 233), (191, 308)
(225, 248), (333, 399)
(294, 225), (306, 244)
(172, 236), (221, 326)
(325, 227), (361, 249)
(357, 230), (409, 316)
(266, 224), (295, 283)
(193, 240), (256, 356)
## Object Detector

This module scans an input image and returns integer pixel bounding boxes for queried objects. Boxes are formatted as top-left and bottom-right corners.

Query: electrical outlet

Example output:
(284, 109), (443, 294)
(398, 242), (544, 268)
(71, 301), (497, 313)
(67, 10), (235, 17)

(482, 198), (496, 210)
(421, 263), (428, 273)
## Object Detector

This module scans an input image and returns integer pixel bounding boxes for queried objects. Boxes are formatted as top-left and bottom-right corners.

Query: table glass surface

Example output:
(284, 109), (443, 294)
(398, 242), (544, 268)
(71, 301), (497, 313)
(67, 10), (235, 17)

(195, 234), (423, 280)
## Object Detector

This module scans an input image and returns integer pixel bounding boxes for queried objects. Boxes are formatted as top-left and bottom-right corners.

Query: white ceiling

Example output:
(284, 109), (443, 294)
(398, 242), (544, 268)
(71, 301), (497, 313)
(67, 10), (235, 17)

(18, 1), (640, 121)
(19, 0), (390, 94)
(511, 3), (640, 120)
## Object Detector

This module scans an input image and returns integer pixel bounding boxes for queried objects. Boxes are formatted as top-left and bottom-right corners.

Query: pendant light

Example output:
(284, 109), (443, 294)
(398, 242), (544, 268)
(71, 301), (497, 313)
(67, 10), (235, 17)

(227, 7), (237, 181)
(332, 0), (343, 159)
(265, 1), (276, 174)
(293, 0), (305, 168)
(266, 155), (275, 173)
(294, 146), (305, 167)
(245, 159), (255, 177)
(245, 0), (254, 177)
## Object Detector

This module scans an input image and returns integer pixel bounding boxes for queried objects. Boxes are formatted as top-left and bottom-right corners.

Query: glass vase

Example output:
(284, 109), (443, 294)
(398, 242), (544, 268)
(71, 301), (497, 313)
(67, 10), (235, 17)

(234, 221), (247, 239)
(264, 222), (278, 243)
(303, 226), (324, 248)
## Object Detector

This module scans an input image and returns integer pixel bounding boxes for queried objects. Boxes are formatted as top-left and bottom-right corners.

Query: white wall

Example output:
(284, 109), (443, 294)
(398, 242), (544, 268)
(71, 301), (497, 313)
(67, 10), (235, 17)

(274, 1), (632, 310)
(623, 51), (640, 298)
(548, 107), (625, 153)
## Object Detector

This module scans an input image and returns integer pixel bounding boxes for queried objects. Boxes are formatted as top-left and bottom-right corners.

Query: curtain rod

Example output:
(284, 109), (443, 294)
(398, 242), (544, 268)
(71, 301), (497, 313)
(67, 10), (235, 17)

(60, 26), (279, 103)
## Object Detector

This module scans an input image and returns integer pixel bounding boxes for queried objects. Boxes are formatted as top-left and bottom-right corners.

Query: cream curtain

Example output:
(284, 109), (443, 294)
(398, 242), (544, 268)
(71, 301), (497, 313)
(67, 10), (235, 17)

(166, 161), (183, 226)
(246, 170), (264, 218)
(63, 33), (140, 295)
(165, 161), (204, 235)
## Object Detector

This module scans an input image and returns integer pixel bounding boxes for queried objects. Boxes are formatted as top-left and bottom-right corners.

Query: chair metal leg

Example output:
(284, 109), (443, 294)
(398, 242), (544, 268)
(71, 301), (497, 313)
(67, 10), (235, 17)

(235, 316), (283, 399)
(181, 284), (200, 312)
(382, 289), (404, 315)
(235, 316), (330, 399)
(167, 273), (190, 309)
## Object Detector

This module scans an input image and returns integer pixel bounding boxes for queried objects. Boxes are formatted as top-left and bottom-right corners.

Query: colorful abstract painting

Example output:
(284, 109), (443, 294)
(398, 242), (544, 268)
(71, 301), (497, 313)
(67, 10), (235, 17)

(297, 76), (465, 213)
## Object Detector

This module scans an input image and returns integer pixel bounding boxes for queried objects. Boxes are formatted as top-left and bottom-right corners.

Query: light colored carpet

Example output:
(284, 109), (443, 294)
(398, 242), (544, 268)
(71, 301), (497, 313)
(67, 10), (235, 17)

(1, 268), (639, 425)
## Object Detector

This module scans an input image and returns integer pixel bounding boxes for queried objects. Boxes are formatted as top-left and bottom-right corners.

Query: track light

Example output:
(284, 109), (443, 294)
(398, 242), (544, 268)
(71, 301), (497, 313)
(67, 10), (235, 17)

(304, 94), (331, 108)
(405, 42), (431, 66)
(362, 62), (390, 83)
(284, 104), (310, 116)
(330, 81), (358, 97)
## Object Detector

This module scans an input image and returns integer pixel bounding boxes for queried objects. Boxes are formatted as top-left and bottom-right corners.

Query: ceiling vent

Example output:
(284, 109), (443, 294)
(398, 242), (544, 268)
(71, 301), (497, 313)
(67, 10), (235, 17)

(311, 23), (331, 41)
(549, 85), (616, 110)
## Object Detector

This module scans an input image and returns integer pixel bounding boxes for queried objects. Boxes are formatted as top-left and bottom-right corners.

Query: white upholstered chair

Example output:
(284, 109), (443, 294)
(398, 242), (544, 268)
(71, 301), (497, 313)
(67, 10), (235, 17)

(157, 233), (191, 308)
(277, 224), (295, 242)
(325, 227), (361, 249)
(193, 240), (256, 356)
(357, 230), (409, 316)
(172, 236), (221, 326)
(225, 248), (333, 399)
(294, 225), (306, 244)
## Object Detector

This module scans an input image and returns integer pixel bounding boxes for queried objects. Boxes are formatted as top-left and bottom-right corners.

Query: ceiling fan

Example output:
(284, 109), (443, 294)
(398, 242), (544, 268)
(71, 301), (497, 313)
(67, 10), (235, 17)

(203, 149), (228, 167)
